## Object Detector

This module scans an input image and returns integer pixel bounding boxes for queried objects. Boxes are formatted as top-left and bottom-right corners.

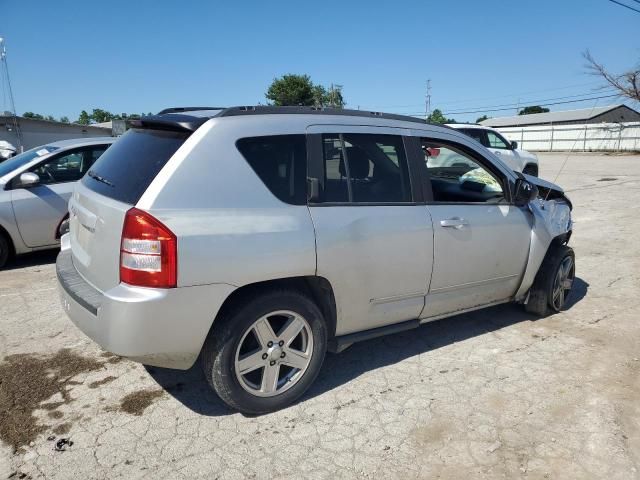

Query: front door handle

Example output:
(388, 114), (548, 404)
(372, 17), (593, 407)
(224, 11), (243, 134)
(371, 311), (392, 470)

(494, 151), (501, 155)
(440, 218), (469, 229)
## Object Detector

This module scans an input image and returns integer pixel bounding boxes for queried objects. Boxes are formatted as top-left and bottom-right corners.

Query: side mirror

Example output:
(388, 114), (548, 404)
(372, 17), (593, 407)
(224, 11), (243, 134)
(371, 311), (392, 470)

(513, 178), (538, 207)
(510, 141), (518, 150)
(16, 172), (41, 188)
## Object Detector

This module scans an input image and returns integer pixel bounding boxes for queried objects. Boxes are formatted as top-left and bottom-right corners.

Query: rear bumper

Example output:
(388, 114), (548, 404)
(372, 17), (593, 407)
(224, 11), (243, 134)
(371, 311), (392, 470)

(56, 249), (236, 369)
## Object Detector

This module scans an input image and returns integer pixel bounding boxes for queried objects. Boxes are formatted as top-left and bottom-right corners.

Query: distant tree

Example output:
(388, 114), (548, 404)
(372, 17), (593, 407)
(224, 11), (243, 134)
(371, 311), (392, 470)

(77, 110), (91, 125)
(23, 112), (44, 120)
(427, 108), (456, 124)
(518, 106), (550, 115)
(59, 116), (70, 123)
(91, 108), (113, 123)
(266, 74), (316, 106)
(45, 115), (56, 122)
(476, 114), (490, 123)
(583, 49), (640, 102)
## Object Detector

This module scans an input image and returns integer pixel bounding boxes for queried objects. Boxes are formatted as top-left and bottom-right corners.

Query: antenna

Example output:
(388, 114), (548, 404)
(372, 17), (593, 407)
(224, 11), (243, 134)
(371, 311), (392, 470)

(425, 79), (432, 120)
(0, 37), (23, 152)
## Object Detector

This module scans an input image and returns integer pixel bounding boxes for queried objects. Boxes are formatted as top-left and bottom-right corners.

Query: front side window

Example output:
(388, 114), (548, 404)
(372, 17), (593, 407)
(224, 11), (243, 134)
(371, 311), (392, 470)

(320, 133), (411, 203)
(422, 139), (504, 203)
(486, 131), (510, 149)
(236, 135), (307, 205)
(31, 146), (108, 184)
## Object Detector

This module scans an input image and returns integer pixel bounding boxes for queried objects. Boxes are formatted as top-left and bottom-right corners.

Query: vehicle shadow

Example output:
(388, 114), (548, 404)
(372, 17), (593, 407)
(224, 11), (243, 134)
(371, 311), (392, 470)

(146, 277), (588, 417)
(4, 249), (58, 270)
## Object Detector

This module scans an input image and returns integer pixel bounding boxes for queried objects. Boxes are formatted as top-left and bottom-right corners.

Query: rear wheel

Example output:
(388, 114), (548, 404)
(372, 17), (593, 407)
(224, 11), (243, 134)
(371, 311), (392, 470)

(202, 289), (327, 414)
(525, 245), (575, 316)
(0, 233), (10, 269)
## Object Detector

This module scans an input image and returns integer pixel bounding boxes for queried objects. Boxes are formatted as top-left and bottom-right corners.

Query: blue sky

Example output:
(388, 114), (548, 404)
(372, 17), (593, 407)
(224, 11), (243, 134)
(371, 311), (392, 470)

(2, 0), (639, 123)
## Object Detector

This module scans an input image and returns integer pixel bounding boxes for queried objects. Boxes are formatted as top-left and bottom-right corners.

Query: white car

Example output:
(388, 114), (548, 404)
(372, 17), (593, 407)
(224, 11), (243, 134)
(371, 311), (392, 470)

(0, 140), (17, 161)
(0, 138), (114, 268)
(447, 124), (539, 176)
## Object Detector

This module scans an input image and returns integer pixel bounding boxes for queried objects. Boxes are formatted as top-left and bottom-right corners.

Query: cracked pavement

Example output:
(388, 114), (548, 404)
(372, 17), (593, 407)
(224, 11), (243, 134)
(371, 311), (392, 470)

(1, 153), (639, 479)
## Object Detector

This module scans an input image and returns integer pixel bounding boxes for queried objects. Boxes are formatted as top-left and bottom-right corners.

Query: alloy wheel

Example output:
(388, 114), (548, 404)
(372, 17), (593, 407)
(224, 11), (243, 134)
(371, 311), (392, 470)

(551, 255), (574, 311)
(234, 310), (313, 397)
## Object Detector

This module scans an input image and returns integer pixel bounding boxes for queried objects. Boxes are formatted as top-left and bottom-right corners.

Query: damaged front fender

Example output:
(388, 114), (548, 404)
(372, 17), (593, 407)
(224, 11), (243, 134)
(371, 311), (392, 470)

(514, 178), (573, 301)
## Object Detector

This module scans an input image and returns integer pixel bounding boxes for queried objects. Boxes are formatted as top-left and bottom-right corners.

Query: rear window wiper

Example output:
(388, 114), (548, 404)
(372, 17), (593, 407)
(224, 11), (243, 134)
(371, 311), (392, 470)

(87, 170), (115, 187)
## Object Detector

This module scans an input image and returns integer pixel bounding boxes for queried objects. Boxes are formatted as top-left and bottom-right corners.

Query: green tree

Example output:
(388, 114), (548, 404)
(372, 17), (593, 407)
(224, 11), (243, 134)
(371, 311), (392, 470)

(476, 114), (489, 123)
(23, 112), (44, 120)
(427, 109), (456, 124)
(45, 115), (56, 122)
(59, 116), (70, 123)
(266, 74), (316, 106)
(91, 108), (113, 123)
(77, 110), (91, 125)
(518, 106), (550, 115)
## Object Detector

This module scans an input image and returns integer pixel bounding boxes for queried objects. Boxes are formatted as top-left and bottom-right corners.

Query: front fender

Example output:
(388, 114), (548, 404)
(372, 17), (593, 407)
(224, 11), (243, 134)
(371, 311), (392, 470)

(515, 198), (572, 300)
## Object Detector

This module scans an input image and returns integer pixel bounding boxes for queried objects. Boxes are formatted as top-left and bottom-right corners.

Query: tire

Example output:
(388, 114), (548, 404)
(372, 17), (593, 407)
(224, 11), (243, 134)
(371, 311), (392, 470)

(525, 244), (575, 317)
(202, 289), (327, 415)
(523, 164), (539, 177)
(0, 233), (10, 269)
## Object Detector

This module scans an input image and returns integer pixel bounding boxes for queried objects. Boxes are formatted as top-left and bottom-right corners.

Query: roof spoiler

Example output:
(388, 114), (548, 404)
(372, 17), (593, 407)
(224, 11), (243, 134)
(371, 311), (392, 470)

(127, 113), (210, 133)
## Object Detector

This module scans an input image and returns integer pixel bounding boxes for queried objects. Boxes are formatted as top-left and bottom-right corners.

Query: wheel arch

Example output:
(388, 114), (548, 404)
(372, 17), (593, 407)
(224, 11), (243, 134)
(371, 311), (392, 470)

(210, 275), (337, 340)
(0, 222), (16, 258)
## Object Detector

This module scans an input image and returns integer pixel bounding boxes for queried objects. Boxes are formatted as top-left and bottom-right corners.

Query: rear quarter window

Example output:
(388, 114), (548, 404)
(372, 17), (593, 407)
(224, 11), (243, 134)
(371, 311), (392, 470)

(236, 135), (307, 205)
(82, 129), (187, 205)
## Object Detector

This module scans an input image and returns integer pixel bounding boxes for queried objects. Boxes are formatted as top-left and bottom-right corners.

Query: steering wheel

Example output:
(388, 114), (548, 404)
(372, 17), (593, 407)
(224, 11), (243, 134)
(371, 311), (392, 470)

(40, 165), (56, 183)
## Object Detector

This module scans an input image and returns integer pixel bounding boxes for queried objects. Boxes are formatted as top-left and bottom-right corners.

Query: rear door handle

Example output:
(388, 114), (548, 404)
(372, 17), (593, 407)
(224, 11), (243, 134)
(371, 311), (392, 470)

(440, 218), (469, 229)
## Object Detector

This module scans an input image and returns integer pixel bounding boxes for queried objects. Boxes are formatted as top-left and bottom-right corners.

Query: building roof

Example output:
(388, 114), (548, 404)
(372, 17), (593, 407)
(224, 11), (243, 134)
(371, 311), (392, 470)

(479, 104), (636, 127)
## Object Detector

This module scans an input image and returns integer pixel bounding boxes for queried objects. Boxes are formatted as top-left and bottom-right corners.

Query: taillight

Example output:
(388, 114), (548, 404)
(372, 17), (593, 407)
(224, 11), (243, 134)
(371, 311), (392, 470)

(120, 208), (177, 288)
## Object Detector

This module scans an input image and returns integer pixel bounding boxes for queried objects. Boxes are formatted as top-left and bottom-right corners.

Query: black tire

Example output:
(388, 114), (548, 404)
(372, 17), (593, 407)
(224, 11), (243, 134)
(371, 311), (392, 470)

(523, 164), (539, 177)
(0, 233), (10, 269)
(202, 289), (327, 415)
(525, 244), (575, 317)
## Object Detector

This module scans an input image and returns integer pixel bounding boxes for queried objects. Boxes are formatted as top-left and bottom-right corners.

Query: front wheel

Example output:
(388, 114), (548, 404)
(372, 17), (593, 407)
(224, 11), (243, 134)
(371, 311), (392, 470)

(0, 234), (10, 269)
(202, 290), (327, 414)
(525, 245), (575, 316)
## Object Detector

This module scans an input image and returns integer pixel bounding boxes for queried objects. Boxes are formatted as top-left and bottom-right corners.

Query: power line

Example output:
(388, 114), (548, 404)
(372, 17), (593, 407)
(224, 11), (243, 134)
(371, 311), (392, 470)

(441, 94), (619, 116)
(606, 0), (640, 14)
(440, 90), (618, 115)
(359, 81), (605, 110)
(388, 89), (619, 116)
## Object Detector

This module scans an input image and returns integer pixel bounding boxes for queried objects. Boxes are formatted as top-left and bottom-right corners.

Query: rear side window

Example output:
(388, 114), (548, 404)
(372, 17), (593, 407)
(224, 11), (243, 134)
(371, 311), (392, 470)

(82, 129), (187, 204)
(236, 135), (307, 205)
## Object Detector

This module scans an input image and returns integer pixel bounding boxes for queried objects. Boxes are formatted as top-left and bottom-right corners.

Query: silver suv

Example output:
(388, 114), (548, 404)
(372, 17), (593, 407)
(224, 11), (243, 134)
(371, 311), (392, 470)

(57, 107), (574, 414)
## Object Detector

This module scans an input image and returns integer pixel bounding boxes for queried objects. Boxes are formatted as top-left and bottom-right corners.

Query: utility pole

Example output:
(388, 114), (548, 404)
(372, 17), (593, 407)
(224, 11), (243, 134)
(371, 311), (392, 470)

(0, 37), (22, 152)
(425, 79), (432, 120)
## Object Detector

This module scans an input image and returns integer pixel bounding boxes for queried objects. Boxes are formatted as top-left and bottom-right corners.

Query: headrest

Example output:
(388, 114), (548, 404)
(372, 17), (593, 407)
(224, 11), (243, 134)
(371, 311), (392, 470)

(339, 146), (370, 179)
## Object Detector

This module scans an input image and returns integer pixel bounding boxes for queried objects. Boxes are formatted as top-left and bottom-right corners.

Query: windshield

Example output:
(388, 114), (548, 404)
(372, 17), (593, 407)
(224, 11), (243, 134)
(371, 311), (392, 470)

(0, 145), (60, 178)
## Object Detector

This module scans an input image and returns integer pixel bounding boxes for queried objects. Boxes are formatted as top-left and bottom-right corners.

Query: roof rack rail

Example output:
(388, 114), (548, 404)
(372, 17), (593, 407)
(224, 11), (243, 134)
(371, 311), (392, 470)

(216, 106), (427, 124)
(157, 106), (226, 115)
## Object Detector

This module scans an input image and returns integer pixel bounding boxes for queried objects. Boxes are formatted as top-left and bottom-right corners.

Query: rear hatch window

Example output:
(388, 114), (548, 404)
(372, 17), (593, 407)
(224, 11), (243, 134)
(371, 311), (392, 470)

(82, 128), (188, 205)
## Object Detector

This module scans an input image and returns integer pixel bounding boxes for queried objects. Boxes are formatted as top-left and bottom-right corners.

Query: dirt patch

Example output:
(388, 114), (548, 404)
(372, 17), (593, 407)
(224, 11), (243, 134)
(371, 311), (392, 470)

(89, 376), (117, 389)
(117, 389), (165, 416)
(52, 423), (71, 436)
(0, 349), (105, 452)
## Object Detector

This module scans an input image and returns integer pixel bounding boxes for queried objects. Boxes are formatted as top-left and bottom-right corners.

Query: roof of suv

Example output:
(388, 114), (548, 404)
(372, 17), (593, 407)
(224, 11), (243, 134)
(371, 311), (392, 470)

(132, 106), (438, 133)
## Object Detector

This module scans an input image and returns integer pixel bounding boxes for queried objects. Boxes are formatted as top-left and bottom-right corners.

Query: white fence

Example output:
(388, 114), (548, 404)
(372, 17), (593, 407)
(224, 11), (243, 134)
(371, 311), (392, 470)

(497, 122), (640, 152)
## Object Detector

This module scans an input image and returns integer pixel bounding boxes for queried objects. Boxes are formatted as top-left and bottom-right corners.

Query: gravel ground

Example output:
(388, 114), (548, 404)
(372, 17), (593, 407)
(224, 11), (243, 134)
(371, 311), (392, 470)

(1, 153), (639, 479)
